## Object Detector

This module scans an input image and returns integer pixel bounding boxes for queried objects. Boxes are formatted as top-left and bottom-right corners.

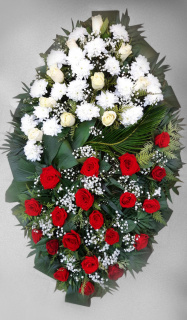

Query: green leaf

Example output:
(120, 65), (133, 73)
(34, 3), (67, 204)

(152, 211), (167, 225)
(43, 128), (70, 165)
(100, 17), (109, 34)
(6, 180), (33, 202)
(126, 248), (152, 273)
(8, 157), (37, 182)
(72, 120), (96, 150)
(65, 286), (91, 307)
(55, 140), (78, 169)
(100, 160), (111, 172)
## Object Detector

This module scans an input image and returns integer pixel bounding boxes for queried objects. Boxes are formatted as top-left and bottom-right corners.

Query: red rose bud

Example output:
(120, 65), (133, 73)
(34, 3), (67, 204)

(25, 198), (42, 216)
(81, 256), (99, 274)
(134, 234), (149, 251)
(151, 166), (166, 182)
(62, 230), (81, 251)
(40, 165), (61, 189)
(80, 157), (100, 177)
(79, 281), (95, 296)
(143, 199), (160, 214)
(46, 239), (59, 255)
(120, 192), (137, 208)
(118, 153), (140, 176)
(105, 228), (119, 245)
(154, 132), (170, 148)
(75, 188), (94, 211)
(32, 229), (43, 244)
(51, 206), (68, 227)
(89, 210), (104, 229)
(53, 267), (69, 282)
(108, 264), (124, 280)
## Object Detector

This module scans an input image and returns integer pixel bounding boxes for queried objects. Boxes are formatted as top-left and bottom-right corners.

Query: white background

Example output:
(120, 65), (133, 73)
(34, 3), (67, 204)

(0, 0), (187, 319)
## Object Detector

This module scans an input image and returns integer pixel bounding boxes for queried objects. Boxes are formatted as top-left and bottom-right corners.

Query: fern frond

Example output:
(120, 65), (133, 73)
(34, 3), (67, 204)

(152, 211), (167, 225)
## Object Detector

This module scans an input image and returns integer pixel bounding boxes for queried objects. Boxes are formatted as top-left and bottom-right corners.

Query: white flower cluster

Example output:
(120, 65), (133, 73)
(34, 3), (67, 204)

(72, 145), (96, 159)
(81, 176), (103, 195)
(122, 234), (135, 252)
(98, 248), (121, 268)
(56, 187), (77, 214)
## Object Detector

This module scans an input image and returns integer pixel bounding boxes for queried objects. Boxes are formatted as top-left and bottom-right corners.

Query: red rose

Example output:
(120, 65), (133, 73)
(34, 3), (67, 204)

(25, 198), (42, 216)
(81, 256), (99, 274)
(62, 230), (81, 251)
(79, 282), (95, 296)
(51, 206), (68, 227)
(53, 267), (69, 282)
(134, 234), (149, 251)
(40, 165), (61, 189)
(108, 264), (124, 280)
(46, 239), (59, 255)
(120, 192), (137, 208)
(80, 157), (100, 177)
(105, 228), (119, 245)
(75, 188), (94, 211)
(89, 210), (104, 229)
(32, 229), (43, 244)
(154, 132), (170, 148)
(151, 166), (166, 182)
(143, 199), (160, 214)
(118, 153), (140, 176)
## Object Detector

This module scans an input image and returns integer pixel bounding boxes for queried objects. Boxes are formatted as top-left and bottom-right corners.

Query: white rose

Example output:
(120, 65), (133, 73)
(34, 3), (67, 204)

(118, 43), (132, 61)
(91, 72), (105, 90)
(60, 112), (75, 127)
(102, 111), (116, 127)
(28, 128), (43, 141)
(66, 39), (78, 49)
(39, 97), (57, 108)
(134, 77), (150, 91)
(92, 15), (103, 34)
(47, 64), (64, 83)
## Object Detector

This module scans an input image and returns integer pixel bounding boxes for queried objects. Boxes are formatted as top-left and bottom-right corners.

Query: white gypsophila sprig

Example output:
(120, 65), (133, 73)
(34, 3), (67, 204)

(96, 91), (119, 110)
(21, 114), (38, 135)
(47, 50), (67, 68)
(24, 140), (43, 162)
(122, 234), (135, 252)
(72, 145), (96, 159)
(104, 56), (120, 76)
(57, 188), (77, 214)
(75, 102), (100, 121)
(110, 24), (129, 41)
(30, 79), (48, 98)
(42, 117), (62, 136)
(98, 248), (121, 268)
(81, 176), (104, 195)
(50, 83), (67, 101)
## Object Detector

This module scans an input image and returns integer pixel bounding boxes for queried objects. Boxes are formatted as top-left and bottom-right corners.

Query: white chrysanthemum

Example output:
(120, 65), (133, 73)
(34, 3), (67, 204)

(104, 56), (120, 76)
(130, 55), (150, 80)
(24, 141), (43, 162)
(84, 38), (107, 58)
(47, 50), (67, 68)
(75, 103), (100, 122)
(30, 79), (48, 98)
(116, 77), (134, 100)
(68, 47), (85, 66)
(110, 24), (129, 41)
(67, 79), (88, 101)
(121, 106), (143, 126)
(42, 117), (62, 136)
(144, 93), (163, 106)
(21, 114), (38, 135)
(33, 106), (51, 120)
(68, 27), (88, 41)
(50, 83), (67, 101)
(96, 91), (119, 109)
(71, 58), (93, 79)
(146, 74), (162, 94)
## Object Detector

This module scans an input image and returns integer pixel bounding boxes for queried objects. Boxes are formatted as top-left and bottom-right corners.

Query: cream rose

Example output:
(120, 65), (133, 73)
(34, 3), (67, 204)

(92, 15), (103, 34)
(47, 64), (64, 83)
(134, 77), (150, 91)
(102, 111), (116, 127)
(66, 39), (78, 49)
(91, 72), (105, 90)
(28, 128), (43, 141)
(39, 97), (57, 108)
(118, 43), (132, 62)
(60, 112), (75, 127)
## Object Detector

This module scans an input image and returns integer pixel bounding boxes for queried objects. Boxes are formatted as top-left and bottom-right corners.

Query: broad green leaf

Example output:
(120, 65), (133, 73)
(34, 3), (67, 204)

(65, 286), (91, 307)
(55, 140), (78, 169)
(6, 180), (33, 203)
(72, 120), (96, 150)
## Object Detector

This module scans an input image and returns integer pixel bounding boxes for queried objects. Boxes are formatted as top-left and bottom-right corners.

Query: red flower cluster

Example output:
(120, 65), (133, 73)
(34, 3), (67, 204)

(134, 234), (149, 251)
(40, 165), (61, 189)
(62, 230), (81, 251)
(75, 188), (94, 211)
(80, 157), (100, 177)
(143, 199), (160, 214)
(51, 206), (68, 227)
(81, 256), (99, 274)
(25, 198), (42, 216)
(89, 210), (104, 229)
(119, 153), (140, 176)
(32, 229), (43, 244)
(46, 239), (59, 255)
(108, 264), (124, 280)
(79, 282), (95, 296)
(155, 132), (170, 148)
(105, 228), (119, 245)
(151, 166), (166, 182)
(53, 267), (69, 282)
(120, 192), (137, 208)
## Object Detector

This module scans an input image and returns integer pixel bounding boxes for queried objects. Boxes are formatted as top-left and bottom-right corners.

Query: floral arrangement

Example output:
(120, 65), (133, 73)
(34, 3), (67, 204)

(4, 10), (183, 306)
